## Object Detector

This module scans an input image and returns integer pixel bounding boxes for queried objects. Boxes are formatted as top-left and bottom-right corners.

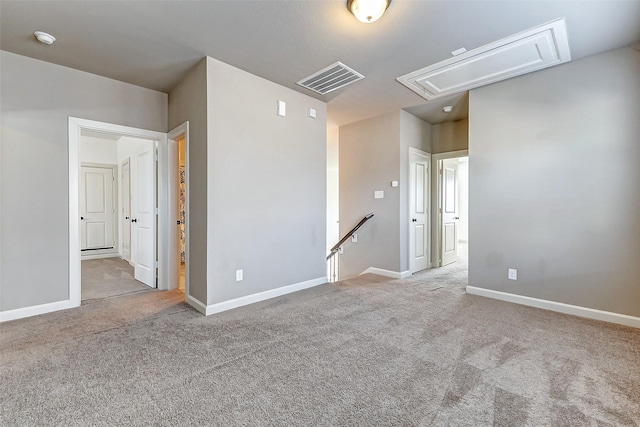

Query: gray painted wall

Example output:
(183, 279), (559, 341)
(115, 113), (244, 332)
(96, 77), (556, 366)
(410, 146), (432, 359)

(339, 111), (430, 278)
(0, 51), (167, 312)
(469, 47), (640, 317)
(205, 57), (327, 305)
(432, 119), (468, 154)
(168, 59), (208, 304)
(340, 112), (401, 278)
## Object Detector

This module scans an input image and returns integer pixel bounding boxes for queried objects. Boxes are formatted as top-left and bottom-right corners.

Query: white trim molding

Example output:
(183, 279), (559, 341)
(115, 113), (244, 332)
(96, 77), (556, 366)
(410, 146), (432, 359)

(201, 277), (327, 316)
(466, 286), (640, 329)
(0, 299), (76, 323)
(361, 267), (412, 279)
(69, 117), (168, 314)
(185, 294), (208, 315)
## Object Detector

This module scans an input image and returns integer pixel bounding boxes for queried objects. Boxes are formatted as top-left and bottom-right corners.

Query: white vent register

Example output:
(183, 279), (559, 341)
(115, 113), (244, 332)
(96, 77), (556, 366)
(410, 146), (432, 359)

(297, 62), (364, 95)
(397, 18), (571, 101)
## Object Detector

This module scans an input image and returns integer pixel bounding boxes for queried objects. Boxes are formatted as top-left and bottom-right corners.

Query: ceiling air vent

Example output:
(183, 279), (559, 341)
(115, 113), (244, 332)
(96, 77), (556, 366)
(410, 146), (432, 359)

(397, 18), (571, 101)
(297, 62), (364, 95)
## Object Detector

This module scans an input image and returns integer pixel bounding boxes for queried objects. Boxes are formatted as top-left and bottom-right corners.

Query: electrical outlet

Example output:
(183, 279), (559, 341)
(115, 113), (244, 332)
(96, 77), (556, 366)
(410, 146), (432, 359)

(508, 268), (517, 280)
(352, 233), (357, 243)
(236, 269), (243, 281)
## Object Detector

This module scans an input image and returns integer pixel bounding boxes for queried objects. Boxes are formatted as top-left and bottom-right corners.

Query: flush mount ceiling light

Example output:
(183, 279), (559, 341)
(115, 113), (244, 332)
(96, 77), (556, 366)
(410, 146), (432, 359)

(347, 0), (392, 23)
(34, 31), (56, 45)
(443, 106), (453, 113)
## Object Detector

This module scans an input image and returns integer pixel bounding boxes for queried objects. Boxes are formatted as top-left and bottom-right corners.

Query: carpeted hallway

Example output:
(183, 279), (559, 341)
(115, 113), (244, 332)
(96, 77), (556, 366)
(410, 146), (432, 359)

(81, 257), (154, 301)
(1, 254), (639, 426)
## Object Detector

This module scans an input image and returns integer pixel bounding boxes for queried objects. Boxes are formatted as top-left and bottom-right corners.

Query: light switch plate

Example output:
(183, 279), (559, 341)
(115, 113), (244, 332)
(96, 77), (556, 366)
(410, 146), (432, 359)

(391, 181), (398, 187)
(236, 269), (243, 281)
(277, 100), (286, 117)
(308, 108), (316, 118)
(374, 190), (384, 199)
(508, 268), (517, 280)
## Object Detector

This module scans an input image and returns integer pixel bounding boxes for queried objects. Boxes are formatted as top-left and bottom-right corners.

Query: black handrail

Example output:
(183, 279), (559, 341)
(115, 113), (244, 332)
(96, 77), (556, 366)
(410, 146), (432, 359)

(326, 213), (374, 260)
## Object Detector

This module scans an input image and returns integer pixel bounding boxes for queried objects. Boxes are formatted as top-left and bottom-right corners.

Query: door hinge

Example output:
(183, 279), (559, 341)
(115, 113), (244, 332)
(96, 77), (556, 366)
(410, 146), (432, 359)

(155, 260), (159, 268)
(155, 208), (159, 215)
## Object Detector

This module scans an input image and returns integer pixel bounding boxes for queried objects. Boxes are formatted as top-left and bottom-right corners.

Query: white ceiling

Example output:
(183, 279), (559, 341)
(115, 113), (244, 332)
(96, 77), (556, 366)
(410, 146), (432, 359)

(1, 1), (639, 126)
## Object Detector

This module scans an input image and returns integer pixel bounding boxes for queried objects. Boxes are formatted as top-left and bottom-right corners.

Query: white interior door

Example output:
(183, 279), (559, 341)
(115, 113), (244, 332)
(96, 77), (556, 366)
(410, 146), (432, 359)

(80, 166), (115, 251)
(409, 150), (430, 273)
(121, 159), (131, 261)
(441, 159), (459, 266)
(132, 144), (156, 287)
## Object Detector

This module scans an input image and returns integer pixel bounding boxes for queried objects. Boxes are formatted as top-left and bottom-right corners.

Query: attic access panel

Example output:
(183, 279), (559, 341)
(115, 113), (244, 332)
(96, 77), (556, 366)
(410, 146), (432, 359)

(397, 18), (571, 101)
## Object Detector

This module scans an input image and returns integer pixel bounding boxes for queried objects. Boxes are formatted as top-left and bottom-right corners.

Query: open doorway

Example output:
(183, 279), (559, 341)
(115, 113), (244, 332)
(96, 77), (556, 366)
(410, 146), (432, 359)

(176, 134), (186, 292)
(433, 150), (469, 268)
(69, 117), (172, 309)
(167, 123), (189, 297)
(78, 129), (157, 301)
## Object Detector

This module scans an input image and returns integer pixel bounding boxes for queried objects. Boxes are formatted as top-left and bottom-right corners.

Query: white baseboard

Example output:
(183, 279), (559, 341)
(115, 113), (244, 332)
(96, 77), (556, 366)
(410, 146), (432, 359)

(466, 286), (640, 329)
(81, 252), (120, 261)
(185, 293), (207, 315)
(0, 298), (79, 323)
(203, 277), (327, 316)
(361, 267), (412, 279)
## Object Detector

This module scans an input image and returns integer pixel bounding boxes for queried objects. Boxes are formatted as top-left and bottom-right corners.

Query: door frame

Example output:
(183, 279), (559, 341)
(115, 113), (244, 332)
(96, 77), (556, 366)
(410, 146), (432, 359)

(432, 150), (468, 267)
(68, 117), (169, 307)
(167, 123), (189, 296)
(408, 147), (431, 273)
(121, 158), (132, 262)
(79, 163), (119, 260)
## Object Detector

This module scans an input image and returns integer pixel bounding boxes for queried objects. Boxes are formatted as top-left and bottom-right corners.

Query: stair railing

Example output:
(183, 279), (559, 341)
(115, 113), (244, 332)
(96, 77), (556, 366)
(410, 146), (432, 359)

(327, 213), (374, 283)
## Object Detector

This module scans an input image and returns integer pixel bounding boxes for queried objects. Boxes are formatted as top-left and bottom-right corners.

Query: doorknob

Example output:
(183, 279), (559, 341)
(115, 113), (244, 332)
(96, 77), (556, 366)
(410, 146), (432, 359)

(453, 216), (460, 220)
(80, 216), (84, 220)
(125, 216), (129, 220)
(412, 218), (417, 222)
(131, 218), (137, 223)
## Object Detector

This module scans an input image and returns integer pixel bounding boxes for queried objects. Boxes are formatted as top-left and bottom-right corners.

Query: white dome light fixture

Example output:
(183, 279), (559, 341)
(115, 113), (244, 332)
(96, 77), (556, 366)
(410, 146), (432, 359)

(347, 0), (392, 23)
(34, 31), (56, 45)
(443, 106), (453, 113)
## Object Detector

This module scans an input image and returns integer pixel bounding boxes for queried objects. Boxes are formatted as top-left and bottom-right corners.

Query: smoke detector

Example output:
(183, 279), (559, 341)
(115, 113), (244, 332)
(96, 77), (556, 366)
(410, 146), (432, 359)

(34, 31), (56, 45)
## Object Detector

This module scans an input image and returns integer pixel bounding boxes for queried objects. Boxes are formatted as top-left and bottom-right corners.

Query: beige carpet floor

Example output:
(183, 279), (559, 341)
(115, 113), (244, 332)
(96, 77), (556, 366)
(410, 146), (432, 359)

(1, 252), (639, 426)
(81, 257), (153, 301)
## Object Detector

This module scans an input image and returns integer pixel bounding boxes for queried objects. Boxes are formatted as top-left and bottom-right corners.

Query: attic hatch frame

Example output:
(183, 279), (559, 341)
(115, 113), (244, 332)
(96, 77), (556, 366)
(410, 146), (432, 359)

(397, 18), (571, 101)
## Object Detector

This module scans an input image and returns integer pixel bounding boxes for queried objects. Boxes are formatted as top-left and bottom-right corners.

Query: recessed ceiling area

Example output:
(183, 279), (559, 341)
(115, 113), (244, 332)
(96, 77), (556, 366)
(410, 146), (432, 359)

(404, 92), (469, 126)
(1, 1), (639, 126)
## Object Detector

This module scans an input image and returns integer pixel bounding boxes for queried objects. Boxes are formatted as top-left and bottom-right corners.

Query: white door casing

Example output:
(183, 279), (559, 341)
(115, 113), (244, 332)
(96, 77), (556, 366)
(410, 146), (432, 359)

(409, 148), (430, 273)
(121, 159), (131, 261)
(441, 159), (459, 266)
(69, 118), (168, 312)
(132, 144), (156, 287)
(80, 166), (115, 251)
